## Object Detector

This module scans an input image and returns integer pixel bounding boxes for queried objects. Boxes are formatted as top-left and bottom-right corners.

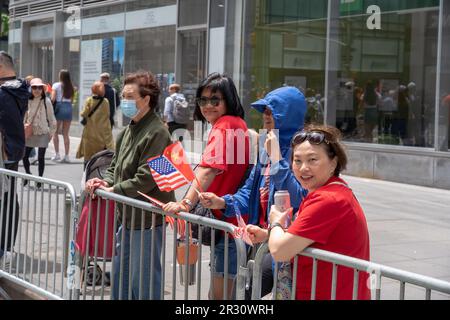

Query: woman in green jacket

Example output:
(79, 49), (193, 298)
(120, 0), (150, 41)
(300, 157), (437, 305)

(85, 71), (175, 300)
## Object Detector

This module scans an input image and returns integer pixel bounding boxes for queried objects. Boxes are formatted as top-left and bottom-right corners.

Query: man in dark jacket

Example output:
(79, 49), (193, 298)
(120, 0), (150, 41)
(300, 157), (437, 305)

(0, 51), (29, 267)
(100, 72), (120, 128)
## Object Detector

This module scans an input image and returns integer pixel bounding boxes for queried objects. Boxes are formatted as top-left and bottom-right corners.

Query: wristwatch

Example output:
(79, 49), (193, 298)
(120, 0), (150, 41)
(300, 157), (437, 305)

(268, 222), (284, 237)
(181, 198), (193, 211)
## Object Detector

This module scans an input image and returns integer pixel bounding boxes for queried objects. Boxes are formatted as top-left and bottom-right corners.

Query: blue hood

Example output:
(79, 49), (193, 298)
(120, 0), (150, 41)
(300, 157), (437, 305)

(251, 86), (306, 159)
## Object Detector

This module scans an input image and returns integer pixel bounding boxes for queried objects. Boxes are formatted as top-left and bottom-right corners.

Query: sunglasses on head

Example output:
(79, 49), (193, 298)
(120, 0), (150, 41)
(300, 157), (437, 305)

(31, 86), (43, 90)
(292, 130), (330, 145)
(196, 96), (223, 107)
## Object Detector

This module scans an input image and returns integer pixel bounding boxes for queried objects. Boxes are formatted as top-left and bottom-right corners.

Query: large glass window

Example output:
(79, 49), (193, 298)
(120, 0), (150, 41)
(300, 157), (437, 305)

(438, 0), (450, 152)
(126, 0), (175, 11)
(8, 20), (21, 74)
(125, 25), (176, 116)
(243, 0), (328, 129)
(243, 0), (440, 149)
(330, 1), (439, 148)
(179, 0), (208, 27)
(210, 0), (225, 28)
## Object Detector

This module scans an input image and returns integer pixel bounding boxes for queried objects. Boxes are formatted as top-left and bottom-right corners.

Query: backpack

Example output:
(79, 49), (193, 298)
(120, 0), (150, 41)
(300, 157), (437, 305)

(172, 95), (190, 124)
(84, 149), (115, 181)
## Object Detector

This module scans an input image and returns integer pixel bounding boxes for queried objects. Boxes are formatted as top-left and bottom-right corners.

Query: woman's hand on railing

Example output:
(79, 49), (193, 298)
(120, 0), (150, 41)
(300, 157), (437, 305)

(198, 192), (225, 209)
(162, 201), (187, 214)
(246, 224), (268, 244)
(99, 186), (113, 193)
(85, 178), (108, 198)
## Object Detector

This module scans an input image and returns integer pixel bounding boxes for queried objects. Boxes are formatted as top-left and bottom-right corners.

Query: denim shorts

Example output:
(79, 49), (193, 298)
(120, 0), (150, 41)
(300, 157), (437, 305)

(55, 101), (73, 121)
(212, 237), (238, 279)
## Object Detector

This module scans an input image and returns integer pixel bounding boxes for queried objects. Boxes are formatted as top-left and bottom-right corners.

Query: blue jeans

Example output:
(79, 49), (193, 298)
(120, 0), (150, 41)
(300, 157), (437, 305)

(111, 225), (163, 300)
(212, 237), (238, 279)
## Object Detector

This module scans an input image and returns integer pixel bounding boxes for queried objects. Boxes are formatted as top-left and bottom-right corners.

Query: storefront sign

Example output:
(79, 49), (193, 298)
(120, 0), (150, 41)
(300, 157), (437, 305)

(30, 23), (53, 42)
(79, 39), (102, 111)
(126, 5), (176, 31)
(64, 5), (176, 37)
(81, 13), (125, 36)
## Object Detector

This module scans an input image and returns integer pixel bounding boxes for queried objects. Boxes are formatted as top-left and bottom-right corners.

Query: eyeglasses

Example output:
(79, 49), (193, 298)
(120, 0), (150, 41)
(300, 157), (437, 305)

(196, 96), (223, 107)
(31, 86), (43, 90)
(292, 131), (330, 146)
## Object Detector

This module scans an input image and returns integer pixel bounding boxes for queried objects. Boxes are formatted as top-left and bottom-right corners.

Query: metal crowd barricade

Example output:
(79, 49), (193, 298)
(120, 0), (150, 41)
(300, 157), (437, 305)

(0, 168), (77, 300)
(251, 243), (450, 300)
(71, 189), (248, 300)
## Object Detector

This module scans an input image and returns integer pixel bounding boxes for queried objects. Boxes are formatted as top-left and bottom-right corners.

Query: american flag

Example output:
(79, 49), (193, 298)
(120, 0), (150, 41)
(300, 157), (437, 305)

(147, 155), (190, 192)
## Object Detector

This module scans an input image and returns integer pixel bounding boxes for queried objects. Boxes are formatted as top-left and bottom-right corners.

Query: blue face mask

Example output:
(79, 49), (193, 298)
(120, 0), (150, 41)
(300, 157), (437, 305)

(121, 99), (139, 118)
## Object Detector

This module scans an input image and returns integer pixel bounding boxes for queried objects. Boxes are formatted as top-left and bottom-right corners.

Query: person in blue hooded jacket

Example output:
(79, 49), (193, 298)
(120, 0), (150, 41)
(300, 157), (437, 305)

(199, 86), (307, 297)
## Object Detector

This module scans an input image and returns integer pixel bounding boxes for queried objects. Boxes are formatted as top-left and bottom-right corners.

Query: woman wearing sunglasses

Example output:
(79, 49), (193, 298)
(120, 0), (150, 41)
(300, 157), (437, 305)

(247, 125), (371, 300)
(22, 78), (57, 188)
(163, 73), (250, 300)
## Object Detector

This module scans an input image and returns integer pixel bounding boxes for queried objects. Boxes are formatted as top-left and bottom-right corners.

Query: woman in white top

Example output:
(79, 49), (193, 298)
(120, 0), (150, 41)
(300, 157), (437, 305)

(51, 69), (74, 163)
(22, 78), (57, 187)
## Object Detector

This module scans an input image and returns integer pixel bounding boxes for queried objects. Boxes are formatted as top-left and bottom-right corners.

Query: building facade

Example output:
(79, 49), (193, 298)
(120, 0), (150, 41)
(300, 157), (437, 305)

(8, 0), (450, 189)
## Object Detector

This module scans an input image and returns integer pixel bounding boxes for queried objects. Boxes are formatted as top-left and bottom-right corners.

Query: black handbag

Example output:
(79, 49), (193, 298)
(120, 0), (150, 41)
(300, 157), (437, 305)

(190, 203), (222, 246)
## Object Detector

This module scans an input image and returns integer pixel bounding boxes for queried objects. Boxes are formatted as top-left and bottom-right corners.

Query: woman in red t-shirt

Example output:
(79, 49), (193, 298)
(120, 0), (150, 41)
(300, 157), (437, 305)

(247, 125), (371, 300)
(163, 73), (250, 299)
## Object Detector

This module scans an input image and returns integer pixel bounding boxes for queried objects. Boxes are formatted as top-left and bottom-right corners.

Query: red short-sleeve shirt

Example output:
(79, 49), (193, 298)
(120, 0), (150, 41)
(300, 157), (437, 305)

(287, 177), (371, 300)
(200, 115), (249, 225)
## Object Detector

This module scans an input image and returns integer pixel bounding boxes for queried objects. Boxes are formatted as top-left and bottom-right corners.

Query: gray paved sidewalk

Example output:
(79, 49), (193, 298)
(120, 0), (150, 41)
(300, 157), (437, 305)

(16, 135), (450, 299)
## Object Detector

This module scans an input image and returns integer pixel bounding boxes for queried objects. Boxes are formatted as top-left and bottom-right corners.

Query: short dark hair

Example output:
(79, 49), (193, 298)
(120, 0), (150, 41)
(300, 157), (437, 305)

(291, 124), (348, 177)
(194, 73), (245, 122)
(0, 51), (14, 70)
(124, 70), (160, 112)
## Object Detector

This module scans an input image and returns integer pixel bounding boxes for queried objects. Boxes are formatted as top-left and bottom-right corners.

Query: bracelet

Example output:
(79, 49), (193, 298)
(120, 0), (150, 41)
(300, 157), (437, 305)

(181, 198), (193, 211)
(268, 222), (284, 237)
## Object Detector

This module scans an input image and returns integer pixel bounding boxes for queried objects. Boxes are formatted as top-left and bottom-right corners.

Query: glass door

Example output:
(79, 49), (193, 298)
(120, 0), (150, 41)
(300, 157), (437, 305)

(32, 43), (53, 83)
(179, 30), (207, 109)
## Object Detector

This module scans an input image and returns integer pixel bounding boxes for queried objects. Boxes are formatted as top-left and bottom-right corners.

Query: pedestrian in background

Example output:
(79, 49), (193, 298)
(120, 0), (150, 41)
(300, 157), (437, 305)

(163, 83), (189, 141)
(51, 69), (74, 163)
(100, 72), (120, 128)
(22, 78), (57, 188)
(76, 81), (114, 168)
(0, 51), (29, 268)
(24, 75), (37, 163)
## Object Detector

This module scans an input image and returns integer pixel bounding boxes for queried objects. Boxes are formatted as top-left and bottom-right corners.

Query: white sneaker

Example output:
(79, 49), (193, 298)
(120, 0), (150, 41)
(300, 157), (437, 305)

(29, 155), (38, 164)
(51, 154), (61, 161)
(62, 155), (71, 163)
(0, 252), (13, 271)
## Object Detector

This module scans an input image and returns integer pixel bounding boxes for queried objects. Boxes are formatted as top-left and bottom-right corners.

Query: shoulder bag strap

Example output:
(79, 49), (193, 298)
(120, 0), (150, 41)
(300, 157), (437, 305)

(29, 100), (43, 125)
(88, 97), (105, 118)
(43, 98), (50, 126)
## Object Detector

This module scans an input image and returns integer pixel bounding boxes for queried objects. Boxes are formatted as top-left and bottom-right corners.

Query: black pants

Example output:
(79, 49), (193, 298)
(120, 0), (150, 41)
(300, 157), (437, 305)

(22, 147), (47, 177)
(0, 162), (20, 256)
